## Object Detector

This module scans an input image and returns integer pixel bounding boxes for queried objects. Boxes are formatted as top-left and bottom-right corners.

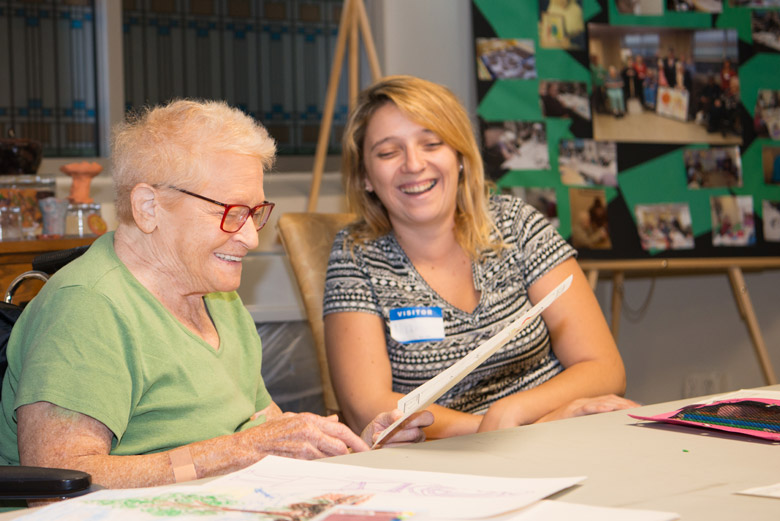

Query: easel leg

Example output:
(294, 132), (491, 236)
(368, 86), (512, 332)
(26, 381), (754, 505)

(307, 0), (354, 212)
(586, 269), (598, 291)
(727, 267), (778, 385)
(610, 271), (624, 342)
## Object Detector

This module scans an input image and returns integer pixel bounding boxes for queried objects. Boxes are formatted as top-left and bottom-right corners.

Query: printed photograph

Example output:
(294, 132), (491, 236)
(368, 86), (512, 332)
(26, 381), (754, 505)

(668, 0), (723, 12)
(635, 203), (695, 251)
(752, 10), (780, 52)
(761, 145), (780, 185)
(475, 38), (537, 80)
(730, 1), (780, 6)
(588, 24), (741, 144)
(538, 0), (585, 50)
(763, 199), (780, 242)
(710, 194), (756, 247)
(616, 0), (664, 14)
(753, 89), (780, 139)
(683, 146), (743, 188)
(569, 187), (612, 250)
(539, 80), (592, 135)
(481, 120), (549, 180)
(558, 139), (618, 187)
(505, 186), (560, 228)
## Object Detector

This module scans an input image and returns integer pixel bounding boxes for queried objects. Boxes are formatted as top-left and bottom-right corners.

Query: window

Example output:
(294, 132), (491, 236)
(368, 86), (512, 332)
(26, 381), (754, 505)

(122, 0), (346, 155)
(621, 33), (660, 61)
(693, 29), (738, 64)
(0, 0), (99, 156)
(2, 0), (349, 159)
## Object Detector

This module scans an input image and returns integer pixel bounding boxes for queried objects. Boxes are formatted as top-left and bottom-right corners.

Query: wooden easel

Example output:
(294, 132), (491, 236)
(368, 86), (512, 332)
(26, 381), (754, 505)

(580, 258), (780, 385)
(307, 0), (382, 212)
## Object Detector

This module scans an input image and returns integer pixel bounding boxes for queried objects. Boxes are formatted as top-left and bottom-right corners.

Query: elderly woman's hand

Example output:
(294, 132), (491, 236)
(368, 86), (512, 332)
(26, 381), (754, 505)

(244, 412), (370, 459)
(361, 409), (434, 448)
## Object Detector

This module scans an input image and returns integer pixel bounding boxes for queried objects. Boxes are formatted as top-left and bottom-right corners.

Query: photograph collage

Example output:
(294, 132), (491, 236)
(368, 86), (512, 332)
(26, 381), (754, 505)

(475, 0), (780, 257)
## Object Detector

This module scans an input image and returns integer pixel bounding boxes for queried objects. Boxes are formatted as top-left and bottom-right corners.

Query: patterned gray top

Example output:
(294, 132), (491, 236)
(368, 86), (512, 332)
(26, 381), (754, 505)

(323, 195), (576, 414)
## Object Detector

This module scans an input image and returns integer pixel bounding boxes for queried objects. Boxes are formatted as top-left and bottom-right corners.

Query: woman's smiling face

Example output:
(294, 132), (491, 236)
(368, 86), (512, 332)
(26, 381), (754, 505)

(362, 102), (460, 233)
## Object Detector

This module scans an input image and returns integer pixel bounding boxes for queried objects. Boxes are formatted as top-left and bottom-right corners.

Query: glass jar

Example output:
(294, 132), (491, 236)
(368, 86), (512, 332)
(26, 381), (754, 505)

(0, 206), (23, 241)
(0, 174), (56, 238)
(66, 203), (103, 238)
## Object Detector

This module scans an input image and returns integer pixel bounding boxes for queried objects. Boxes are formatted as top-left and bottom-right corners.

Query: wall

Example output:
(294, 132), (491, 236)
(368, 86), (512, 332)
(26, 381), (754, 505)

(374, 0), (780, 405)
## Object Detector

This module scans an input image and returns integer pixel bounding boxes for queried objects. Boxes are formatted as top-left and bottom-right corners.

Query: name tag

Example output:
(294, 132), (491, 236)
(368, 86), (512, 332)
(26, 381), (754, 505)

(389, 306), (445, 344)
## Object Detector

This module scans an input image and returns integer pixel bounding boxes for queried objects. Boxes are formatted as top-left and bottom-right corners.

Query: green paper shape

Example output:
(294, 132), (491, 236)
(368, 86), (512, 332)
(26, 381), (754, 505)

(716, 3), (753, 44)
(619, 148), (712, 237)
(739, 54), (780, 118)
(582, 0), (603, 21)
(473, 0), (539, 39)
(478, 81), (543, 121)
(536, 49), (590, 84)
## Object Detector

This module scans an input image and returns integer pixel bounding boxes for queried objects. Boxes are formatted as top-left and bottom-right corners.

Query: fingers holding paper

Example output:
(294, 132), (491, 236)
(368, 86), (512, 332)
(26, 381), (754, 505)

(362, 409), (434, 448)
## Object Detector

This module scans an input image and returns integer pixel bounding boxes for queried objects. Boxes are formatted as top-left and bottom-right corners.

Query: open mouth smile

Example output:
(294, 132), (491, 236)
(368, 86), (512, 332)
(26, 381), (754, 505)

(399, 179), (437, 195)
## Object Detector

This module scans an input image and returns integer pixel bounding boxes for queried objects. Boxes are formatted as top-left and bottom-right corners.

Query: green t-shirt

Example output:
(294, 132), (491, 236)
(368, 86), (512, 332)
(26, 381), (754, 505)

(0, 232), (272, 465)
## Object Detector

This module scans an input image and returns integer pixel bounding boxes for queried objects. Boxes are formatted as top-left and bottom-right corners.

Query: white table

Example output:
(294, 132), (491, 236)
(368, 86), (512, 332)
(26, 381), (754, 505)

(2, 389), (779, 519)
(327, 388), (780, 520)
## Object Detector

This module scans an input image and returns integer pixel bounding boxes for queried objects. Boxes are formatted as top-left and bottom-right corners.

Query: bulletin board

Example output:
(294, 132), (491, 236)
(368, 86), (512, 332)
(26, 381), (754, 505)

(472, 0), (780, 260)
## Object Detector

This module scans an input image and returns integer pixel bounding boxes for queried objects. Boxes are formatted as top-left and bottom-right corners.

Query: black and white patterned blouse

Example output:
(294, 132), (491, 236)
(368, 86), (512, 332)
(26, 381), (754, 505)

(323, 195), (576, 414)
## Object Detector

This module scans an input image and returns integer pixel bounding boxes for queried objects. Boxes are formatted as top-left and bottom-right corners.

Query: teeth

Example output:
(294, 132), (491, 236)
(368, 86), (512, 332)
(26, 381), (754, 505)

(400, 180), (436, 194)
(215, 253), (242, 262)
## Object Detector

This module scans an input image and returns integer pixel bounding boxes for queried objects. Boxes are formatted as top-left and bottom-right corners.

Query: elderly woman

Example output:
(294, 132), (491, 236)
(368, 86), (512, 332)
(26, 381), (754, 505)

(0, 100), (430, 489)
(323, 76), (638, 440)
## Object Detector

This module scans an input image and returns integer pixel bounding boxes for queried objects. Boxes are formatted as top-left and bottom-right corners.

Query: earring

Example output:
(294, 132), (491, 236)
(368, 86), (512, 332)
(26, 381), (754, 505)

(459, 163), (464, 172)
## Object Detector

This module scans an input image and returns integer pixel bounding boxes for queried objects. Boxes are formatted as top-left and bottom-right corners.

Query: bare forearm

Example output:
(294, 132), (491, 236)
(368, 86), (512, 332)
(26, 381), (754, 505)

(19, 401), (369, 490)
(481, 358), (626, 430)
(23, 430), (260, 489)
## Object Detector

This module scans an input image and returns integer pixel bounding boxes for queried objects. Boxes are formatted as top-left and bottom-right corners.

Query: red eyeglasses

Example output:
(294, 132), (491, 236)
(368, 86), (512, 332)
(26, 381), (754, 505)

(167, 186), (275, 233)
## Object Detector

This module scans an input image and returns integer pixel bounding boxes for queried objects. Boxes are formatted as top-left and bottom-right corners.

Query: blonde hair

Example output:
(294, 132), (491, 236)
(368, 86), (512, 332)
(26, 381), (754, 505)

(112, 99), (276, 224)
(342, 75), (500, 258)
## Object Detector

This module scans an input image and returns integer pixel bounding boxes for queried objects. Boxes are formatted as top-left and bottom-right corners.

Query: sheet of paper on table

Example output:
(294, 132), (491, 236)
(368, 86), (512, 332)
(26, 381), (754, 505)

(703, 388), (780, 403)
(15, 455), (585, 521)
(738, 482), (780, 500)
(13, 456), (681, 521)
(373, 274), (573, 447)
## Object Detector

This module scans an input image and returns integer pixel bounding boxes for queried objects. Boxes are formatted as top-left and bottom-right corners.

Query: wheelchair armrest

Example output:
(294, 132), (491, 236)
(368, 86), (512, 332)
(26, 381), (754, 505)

(0, 466), (93, 499)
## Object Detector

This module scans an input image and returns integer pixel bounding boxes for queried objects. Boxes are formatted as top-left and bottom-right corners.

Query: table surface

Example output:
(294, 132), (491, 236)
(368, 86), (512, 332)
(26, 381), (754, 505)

(2, 388), (779, 520)
(326, 387), (780, 520)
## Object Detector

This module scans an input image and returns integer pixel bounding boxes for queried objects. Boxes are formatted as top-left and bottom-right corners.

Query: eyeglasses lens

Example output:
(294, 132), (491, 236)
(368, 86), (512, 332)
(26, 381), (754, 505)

(222, 205), (271, 232)
(223, 206), (250, 233)
(250, 208), (267, 229)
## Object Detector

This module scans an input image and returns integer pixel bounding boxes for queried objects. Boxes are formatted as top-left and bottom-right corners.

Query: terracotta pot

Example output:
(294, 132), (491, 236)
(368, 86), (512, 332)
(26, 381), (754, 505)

(0, 138), (43, 174)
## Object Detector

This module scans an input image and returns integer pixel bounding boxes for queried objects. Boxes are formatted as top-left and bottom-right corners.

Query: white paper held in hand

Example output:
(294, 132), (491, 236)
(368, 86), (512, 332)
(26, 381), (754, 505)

(372, 273), (573, 447)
